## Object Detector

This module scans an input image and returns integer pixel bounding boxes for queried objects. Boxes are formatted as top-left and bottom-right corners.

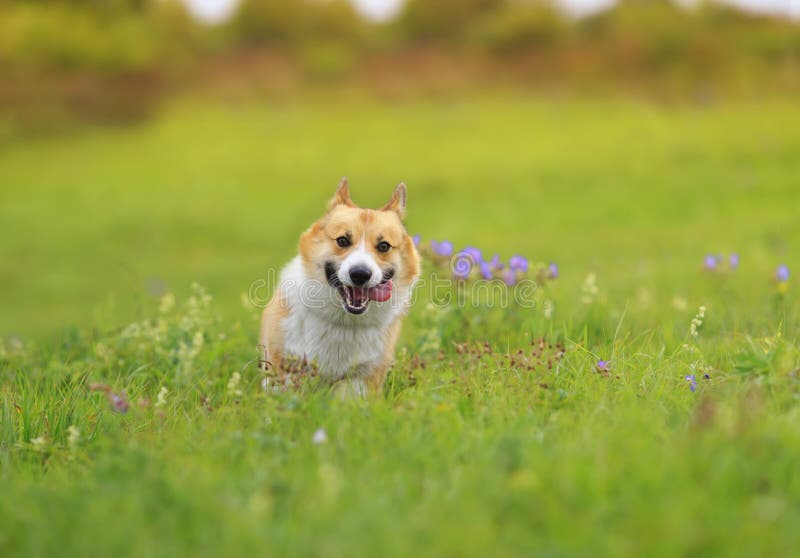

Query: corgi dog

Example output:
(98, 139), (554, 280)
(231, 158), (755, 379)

(259, 178), (420, 397)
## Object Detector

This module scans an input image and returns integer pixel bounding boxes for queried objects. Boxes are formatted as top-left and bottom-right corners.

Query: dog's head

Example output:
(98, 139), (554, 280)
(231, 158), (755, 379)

(299, 178), (420, 316)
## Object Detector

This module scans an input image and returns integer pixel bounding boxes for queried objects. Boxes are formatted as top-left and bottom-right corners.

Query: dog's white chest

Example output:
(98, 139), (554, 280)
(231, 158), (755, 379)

(283, 314), (387, 379)
(278, 257), (401, 380)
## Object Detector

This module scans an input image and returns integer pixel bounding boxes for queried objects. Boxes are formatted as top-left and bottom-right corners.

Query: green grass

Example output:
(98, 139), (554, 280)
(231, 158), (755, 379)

(1, 95), (800, 556)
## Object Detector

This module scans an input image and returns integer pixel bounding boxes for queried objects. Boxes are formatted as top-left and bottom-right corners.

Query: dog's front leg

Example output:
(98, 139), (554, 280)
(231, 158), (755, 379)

(330, 362), (389, 400)
(331, 378), (368, 399)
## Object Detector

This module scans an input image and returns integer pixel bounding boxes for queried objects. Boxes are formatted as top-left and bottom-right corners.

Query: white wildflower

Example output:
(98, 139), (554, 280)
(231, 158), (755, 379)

(580, 273), (599, 304)
(312, 428), (328, 445)
(227, 372), (243, 396)
(180, 284), (212, 333)
(418, 302), (445, 354)
(690, 305), (707, 338)
(176, 331), (204, 375)
(30, 436), (46, 450)
(154, 386), (169, 408)
(190, 283), (213, 309)
(67, 425), (80, 447)
(121, 322), (142, 339)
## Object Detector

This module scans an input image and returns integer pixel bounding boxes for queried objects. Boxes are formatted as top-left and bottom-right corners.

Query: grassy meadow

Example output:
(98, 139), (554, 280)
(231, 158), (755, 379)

(2, 95), (800, 556)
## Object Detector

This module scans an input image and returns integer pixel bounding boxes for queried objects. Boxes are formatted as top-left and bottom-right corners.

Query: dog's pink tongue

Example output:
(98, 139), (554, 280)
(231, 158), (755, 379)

(368, 280), (393, 302)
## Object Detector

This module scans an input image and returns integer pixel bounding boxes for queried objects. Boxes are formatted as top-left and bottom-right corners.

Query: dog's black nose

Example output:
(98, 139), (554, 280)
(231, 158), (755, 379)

(349, 265), (372, 287)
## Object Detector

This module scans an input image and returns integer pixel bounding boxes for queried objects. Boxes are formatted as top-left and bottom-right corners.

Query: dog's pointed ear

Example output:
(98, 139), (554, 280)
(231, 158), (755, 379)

(381, 182), (407, 219)
(328, 177), (354, 210)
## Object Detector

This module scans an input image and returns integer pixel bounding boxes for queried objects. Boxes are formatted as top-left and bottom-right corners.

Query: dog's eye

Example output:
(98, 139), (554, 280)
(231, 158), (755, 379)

(376, 241), (391, 253)
(336, 236), (351, 248)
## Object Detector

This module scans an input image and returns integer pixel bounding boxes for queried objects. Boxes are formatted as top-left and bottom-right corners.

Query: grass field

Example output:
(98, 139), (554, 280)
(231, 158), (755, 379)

(1, 95), (800, 556)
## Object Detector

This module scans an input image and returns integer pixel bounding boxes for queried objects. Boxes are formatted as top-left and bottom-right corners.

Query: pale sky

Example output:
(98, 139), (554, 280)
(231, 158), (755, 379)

(180, 0), (800, 24)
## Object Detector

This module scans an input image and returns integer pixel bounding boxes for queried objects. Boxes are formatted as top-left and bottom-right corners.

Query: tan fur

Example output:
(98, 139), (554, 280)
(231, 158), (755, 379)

(258, 291), (288, 373)
(363, 317), (403, 392)
(259, 179), (420, 397)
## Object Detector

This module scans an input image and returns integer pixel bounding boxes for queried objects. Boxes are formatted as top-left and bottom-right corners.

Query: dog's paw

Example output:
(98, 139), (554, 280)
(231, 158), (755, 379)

(331, 379), (367, 400)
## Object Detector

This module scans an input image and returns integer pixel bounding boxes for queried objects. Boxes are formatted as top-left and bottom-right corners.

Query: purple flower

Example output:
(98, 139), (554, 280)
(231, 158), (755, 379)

(548, 262), (559, 279)
(432, 240), (453, 257)
(703, 255), (718, 271)
(502, 269), (517, 286)
(703, 373), (710, 380)
(460, 246), (482, 264)
(685, 374), (697, 392)
(729, 253), (739, 270)
(452, 253), (473, 279)
(479, 261), (493, 280)
(110, 392), (129, 413)
(453, 267), (470, 280)
(412, 234), (420, 247)
(597, 360), (610, 372)
(775, 264), (790, 283)
(508, 255), (529, 273)
(487, 254), (504, 271)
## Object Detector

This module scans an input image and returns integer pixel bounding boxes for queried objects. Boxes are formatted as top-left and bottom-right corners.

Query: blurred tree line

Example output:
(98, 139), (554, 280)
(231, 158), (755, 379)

(0, 0), (798, 90)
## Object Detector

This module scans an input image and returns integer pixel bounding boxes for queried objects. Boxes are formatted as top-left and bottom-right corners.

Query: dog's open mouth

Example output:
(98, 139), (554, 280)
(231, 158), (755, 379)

(325, 261), (394, 315)
(337, 281), (392, 315)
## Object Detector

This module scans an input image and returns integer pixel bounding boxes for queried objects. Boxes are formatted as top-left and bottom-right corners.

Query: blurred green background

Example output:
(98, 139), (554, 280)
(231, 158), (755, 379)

(1, 0), (799, 135)
(1, 0), (799, 339)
